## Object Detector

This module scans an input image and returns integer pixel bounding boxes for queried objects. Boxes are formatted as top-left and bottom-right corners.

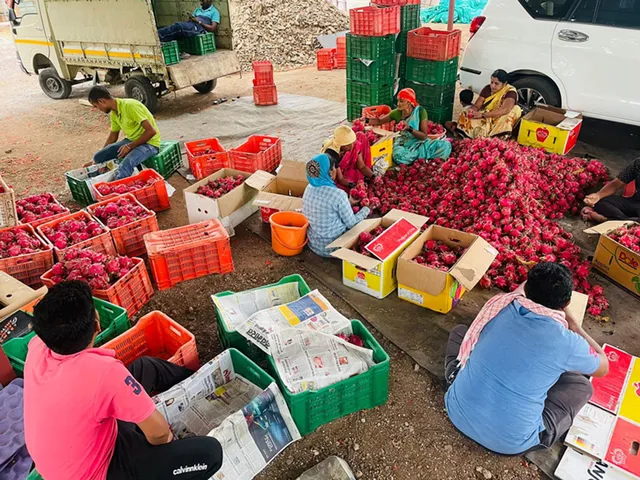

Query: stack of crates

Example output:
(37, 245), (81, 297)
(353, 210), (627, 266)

(390, 0), (421, 88)
(346, 6), (400, 121)
(405, 27), (462, 124)
(252, 60), (278, 106)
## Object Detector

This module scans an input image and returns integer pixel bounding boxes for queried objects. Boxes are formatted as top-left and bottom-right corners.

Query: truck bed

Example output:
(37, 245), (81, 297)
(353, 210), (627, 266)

(167, 49), (241, 89)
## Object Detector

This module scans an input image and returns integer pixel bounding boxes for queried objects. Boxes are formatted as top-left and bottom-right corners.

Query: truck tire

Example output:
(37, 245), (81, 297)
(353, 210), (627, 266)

(512, 76), (561, 110)
(125, 76), (158, 113)
(38, 67), (72, 100)
(193, 79), (217, 94)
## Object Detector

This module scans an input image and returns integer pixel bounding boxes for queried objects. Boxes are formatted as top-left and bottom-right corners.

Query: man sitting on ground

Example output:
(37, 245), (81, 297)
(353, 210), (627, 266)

(23, 281), (223, 480)
(444, 262), (609, 455)
(582, 157), (640, 222)
(88, 86), (161, 180)
(158, 0), (219, 43)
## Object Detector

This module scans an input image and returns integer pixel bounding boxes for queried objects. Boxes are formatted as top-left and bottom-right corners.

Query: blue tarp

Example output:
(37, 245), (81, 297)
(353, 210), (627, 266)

(420, 0), (488, 24)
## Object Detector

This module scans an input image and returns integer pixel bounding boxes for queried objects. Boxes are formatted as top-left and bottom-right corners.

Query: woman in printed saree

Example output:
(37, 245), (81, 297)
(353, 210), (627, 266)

(366, 88), (451, 165)
(456, 69), (522, 139)
(322, 125), (374, 192)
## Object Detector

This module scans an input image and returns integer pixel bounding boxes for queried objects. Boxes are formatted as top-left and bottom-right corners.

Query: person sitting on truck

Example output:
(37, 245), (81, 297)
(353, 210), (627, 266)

(88, 86), (161, 180)
(23, 281), (223, 480)
(444, 262), (609, 455)
(158, 0), (220, 43)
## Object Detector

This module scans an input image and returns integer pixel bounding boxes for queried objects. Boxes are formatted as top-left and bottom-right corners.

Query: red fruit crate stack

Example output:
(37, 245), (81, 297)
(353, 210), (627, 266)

(252, 60), (274, 85)
(335, 37), (347, 69)
(252, 60), (278, 106)
(185, 138), (230, 180)
(0, 224), (54, 287)
(363, 105), (396, 132)
(144, 219), (234, 291)
(94, 169), (170, 213)
(317, 48), (335, 71)
(229, 135), (282, 173)
(349, 5), (400, 37)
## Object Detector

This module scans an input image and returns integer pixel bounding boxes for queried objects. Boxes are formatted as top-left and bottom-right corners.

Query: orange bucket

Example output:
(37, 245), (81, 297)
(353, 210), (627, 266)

(269, 211), (309, 256)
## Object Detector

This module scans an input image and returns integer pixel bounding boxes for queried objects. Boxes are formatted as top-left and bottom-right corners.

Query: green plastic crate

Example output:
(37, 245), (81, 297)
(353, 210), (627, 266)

(228, 347), (274, 390)
(405, 57), (459, 85)
(161, 41), (180, 66)
(347, 102), (369, 122)
(398, 54), (407, 79)
(347, 81), (394, 106)
(426, 104), (454, 124)
(401, 4), (420, 31)
(346, 56), (395, 84)
(396, 32), (408, 55)
(143, 141), (182, 179)
(65, 173), (94, 206)
(178, 33), (216, 55)
(26, 469), (43, 480)
(2, 298), (129, 376)
(267, 320), (390, 436)
(406, 80), (456, 109)
(346, 34), (395, 61)
(213, 274), (311, 363)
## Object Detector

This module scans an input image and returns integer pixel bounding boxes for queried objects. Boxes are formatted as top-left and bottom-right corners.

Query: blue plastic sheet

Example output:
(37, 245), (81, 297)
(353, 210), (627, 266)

(420, 0), (488, 24)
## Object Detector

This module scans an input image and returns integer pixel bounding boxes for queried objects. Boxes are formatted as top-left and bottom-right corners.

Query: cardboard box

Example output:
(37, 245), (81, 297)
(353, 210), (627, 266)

(585, 221), (640, 297)
(184, 168), (273, 235)
(0, 272), (47, 324)
(252, 160), (308, 220)
(328, 209), (428, 299)
(517, 105), (583, 155)
(369, 127), (395, 175)
(0, 174), (17, 229)
(397, 226), (498, 313)
(555, 447), (632, 480)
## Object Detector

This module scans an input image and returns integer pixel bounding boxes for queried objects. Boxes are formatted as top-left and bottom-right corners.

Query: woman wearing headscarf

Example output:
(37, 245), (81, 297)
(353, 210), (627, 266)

(322, 125), (374, 192)
(367, 88), (452, 165)
(302, 154), (371, 257)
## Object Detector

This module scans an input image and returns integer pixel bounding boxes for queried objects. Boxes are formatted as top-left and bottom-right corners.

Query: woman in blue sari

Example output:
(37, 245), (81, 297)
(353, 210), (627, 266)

(367, 88), (452, 165)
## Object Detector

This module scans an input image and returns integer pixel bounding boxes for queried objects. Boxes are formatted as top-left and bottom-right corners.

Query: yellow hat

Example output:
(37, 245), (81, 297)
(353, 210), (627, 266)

(333, 125), (357, 147)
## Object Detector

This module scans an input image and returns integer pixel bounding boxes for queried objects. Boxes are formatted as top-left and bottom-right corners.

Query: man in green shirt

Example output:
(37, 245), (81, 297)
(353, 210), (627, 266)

(88, 86), (161, 179)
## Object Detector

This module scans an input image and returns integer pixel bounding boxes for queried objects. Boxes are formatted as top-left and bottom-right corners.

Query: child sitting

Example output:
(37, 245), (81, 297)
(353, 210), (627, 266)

(23, 281), (223, 480)
(460, 89), (475, 111)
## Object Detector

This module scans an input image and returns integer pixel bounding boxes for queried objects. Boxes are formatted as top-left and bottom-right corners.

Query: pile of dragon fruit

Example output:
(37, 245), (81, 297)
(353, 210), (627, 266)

(196, 175), (245, 199)
(354, 226), (387, 257)
(358, 137), (610, 316)
(16, 193), (68, 224)
(413, 239), (465, 272)
(48, 248), (135, 290)
(0, 227), (47, 259)
(607, 224), (640, 253)
(40, 215), (105, 250)
(92, 197), (151, 229)
(95, 177), (160, 196)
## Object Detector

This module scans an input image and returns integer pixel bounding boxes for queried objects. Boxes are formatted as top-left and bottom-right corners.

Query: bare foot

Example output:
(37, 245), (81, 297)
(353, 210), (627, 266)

(581, 207), (608, 223)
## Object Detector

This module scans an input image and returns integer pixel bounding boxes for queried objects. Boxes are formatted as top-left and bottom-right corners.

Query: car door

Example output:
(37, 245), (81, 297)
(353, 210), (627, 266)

(10, 0), (50, 74)
(551, 0), (640, 124)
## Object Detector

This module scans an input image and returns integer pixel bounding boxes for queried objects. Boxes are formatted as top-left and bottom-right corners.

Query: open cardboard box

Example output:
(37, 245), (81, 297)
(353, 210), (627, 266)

(184, 168), (274, 236)
(369, 127), (396, 175)
(328, 209), (428, 299)
(252, 160), (308, 222)
(517, 105), (583, 155)
(0, 272), (47, 324)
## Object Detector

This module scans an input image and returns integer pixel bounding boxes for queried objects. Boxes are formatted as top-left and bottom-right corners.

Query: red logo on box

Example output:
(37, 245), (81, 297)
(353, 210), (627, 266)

(536, 127), (550, 143)
(365, 218), (418, 261)
(618, 250), (639, 270)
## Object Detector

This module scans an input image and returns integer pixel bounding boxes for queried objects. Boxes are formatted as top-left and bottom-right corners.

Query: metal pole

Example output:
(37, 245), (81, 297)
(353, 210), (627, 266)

(447, 0), (455, 31)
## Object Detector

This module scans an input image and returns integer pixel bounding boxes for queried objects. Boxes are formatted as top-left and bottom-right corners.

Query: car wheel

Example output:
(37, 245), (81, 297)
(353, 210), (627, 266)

(512, 76), (561, 110)
(38, 67), (72, 100)
(125, 76), (159, 113)
(193, 79), (217, 94)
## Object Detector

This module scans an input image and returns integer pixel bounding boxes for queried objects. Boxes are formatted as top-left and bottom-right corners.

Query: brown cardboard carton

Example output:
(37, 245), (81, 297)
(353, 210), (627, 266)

(252, 160), (308, 215)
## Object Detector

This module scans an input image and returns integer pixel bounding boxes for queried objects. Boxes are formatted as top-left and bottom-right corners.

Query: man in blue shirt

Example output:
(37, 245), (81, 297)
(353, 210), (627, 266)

(158, 0), (220, 43)
(444, 262), (609, 455)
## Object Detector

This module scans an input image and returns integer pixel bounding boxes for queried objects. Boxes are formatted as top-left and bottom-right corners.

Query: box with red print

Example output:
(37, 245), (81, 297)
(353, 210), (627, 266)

(517, 105), (583, 155)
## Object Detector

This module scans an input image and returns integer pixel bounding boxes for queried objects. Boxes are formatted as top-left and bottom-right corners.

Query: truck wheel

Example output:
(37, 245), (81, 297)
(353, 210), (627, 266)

(512, 76), (561, 110)
(193, 80), (217, 94)
(125, 76), (158, 113)
(38, 67), (72, 100)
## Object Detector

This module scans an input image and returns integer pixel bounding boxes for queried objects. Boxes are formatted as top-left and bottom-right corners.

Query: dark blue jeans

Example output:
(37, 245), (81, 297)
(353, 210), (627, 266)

(93, 140), (159, 180)
(158, 21), (204, 43)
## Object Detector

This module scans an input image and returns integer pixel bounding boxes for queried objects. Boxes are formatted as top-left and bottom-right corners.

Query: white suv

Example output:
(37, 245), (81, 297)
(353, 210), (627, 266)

(459, 0), (640, 126)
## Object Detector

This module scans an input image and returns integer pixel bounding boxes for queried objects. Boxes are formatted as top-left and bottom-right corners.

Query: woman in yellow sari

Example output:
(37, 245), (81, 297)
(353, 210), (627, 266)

(456, 70), (522, 139)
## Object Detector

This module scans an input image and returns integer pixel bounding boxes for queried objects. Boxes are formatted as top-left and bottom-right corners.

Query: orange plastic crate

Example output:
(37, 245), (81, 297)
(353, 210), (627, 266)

(371, 0), (420, 5)
(94, 170), (170, 213)
(252, 60), (274, 86)
(350, 6), (400, 37)
(185, 138), (230, 180)
(144, 219), (234, 291)
(229, 135), (282, 173)
(363, 105), (396, 132)
(87, 194), (159, 257)
(335, 37), (347, 69)
(18, 195), (70, 229)
(102, 311), (199, 370)
(37, 210), (116, 261)
(407, 27), (462, 61)
(253, 83), (278, 106)
(317, 48), (334, 71)
(0, 224), (54, 287)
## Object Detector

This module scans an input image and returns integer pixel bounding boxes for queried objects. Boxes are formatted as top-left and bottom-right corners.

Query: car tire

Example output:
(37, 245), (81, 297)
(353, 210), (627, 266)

(512, 76), (561, 110)
(193, 79), (217, 94)
(125, 76), (159, 113)
(38, 67), (72, 100)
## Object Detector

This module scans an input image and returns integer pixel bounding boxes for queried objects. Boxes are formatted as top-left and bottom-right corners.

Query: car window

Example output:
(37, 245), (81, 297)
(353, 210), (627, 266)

(595, 0), (640, 28)
(519, 0), (578, 18)
(570, 0), (597, 22)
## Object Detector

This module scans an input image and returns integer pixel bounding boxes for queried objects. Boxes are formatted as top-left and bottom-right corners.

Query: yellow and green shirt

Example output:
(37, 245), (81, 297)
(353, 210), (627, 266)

(110, 98), (161, 148)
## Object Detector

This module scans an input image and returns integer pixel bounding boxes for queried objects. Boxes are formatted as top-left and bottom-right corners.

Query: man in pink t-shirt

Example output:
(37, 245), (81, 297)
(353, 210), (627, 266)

(23, 281), (223, 479)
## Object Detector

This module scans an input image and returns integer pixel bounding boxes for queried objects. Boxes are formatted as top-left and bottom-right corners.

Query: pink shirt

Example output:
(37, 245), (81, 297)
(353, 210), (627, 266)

(24, 337), (156, 480)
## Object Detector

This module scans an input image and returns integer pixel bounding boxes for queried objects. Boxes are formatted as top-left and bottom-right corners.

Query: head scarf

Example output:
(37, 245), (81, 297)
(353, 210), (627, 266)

(306, 154), (337, 188)
(398, 88), (418, 107)
(322, 125), (357, 156)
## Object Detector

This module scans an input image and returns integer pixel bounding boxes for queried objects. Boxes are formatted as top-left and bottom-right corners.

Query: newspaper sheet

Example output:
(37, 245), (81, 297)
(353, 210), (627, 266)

(270, 328), (375, 393)
(236, 290), (352, 354)
(213, 282), (301, 332)
(210, 384), (301, 480)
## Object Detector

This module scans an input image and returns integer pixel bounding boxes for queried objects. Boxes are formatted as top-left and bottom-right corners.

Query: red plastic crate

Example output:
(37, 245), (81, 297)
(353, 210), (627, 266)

(94, 170), (170, 213)
(185, 138), (230, 180)
(350, 6), (400, 37)
(102, 311), (199, 371)
(317, 48), (335, 71)
(253, 82), (278, 106)
(407, 27), (462, 61)
(0, 224), (53, 287)
(18, 195), (70, 229)
(363, 105), (396, 132)
(37, 210), (116, 261)
(144, 219), (234, 291)
(252, 60), (274, 86)
(371, 0), (420, 5)
(335, 37), (347, 69)
(229, 135), (282, 173)
(87, 194), (159, 257)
